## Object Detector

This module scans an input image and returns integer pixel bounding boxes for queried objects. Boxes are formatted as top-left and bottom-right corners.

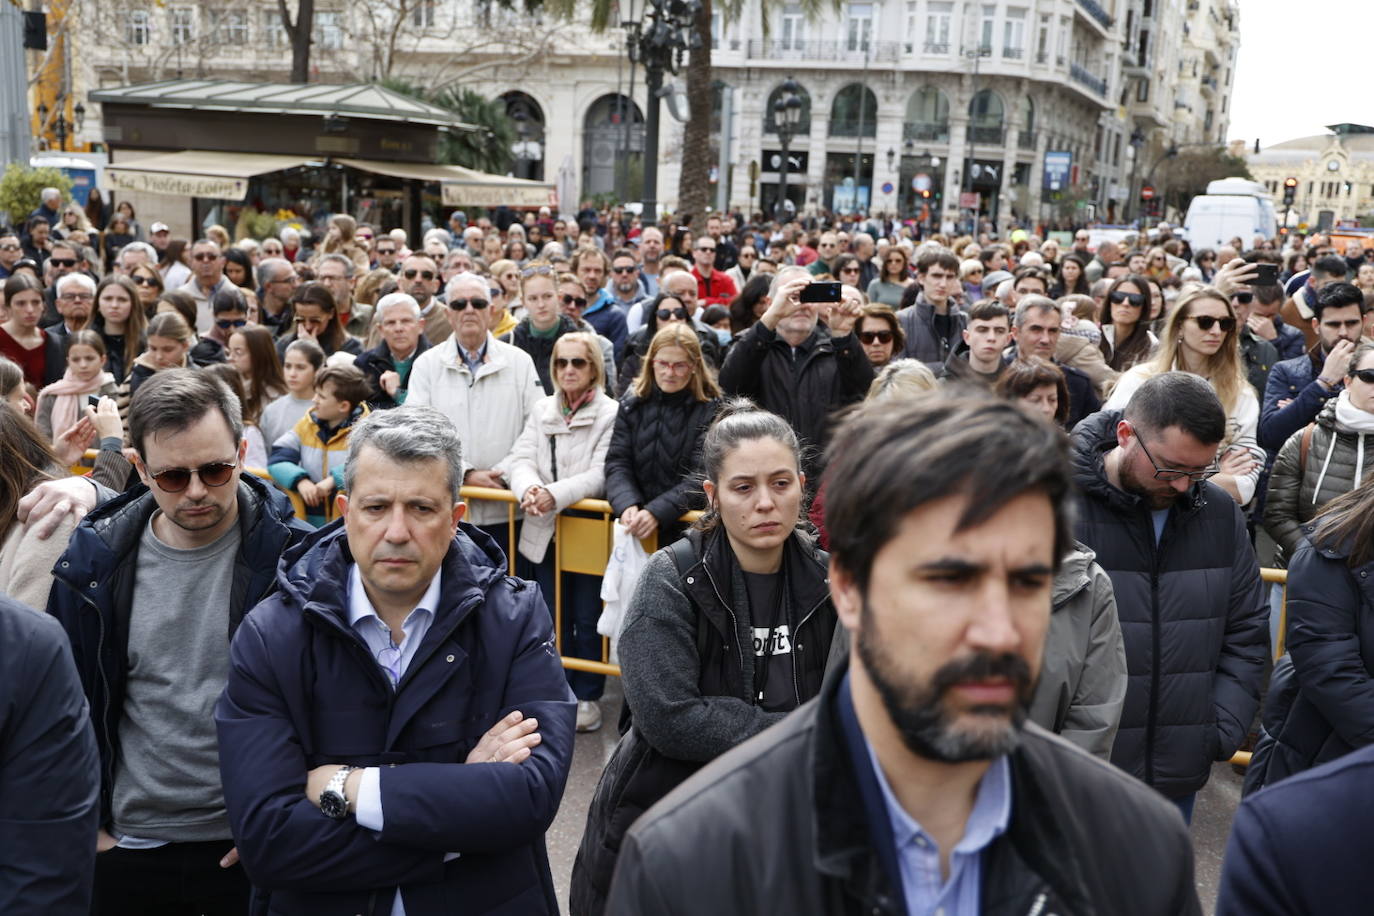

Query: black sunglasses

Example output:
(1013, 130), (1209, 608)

(561, 294), (587, 308)
(859, 330), (894, 344)
(148, 460), (238, 493)
(1231, 291), (1254, 304)
(449, 297), (489, 311)
(131, 275), (158, 286)
(216, 318), (248, 329)
(554, 357), (589, 370)
(376, 248), (396, 255)
(612, 265), (638, 274)
(403, 269), (436, 280)
(656, 307), (689, 321)
(696, 246), (716, 252)
(1353, 369), (1374, 385)
(48, 257), (77, 268)
(1189, 315), (1236, 332)
(1109, 290), (1145, 307)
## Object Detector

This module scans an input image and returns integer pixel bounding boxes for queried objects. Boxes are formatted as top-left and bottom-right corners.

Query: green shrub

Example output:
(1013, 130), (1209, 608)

(0, 164), (74, 229)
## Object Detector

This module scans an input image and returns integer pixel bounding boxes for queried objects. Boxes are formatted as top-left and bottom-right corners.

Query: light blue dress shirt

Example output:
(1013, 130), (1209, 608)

(864, 741), (1012, 916)
(347, 563), (449, 916)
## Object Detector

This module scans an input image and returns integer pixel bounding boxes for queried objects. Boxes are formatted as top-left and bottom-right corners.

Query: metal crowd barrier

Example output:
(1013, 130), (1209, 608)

(69, 451), (1288, 765)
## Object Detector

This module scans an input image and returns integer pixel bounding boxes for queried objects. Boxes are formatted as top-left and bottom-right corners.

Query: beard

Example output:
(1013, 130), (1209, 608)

(856, 599), (1034, 763)
(1119, 452), (1181, 510)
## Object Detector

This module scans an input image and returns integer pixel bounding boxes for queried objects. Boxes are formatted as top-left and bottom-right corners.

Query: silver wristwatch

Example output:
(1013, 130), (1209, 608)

(320, 766), (356, 819)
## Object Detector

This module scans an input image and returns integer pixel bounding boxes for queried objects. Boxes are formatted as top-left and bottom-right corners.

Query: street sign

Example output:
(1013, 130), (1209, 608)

(881, 182), (894, 194)
(959, 192), (980, 209)
(1141, 185), (1155, 200)
(1043, 151), (1072, 191)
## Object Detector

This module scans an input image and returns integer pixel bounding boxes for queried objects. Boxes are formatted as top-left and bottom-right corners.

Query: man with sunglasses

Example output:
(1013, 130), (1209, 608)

(38, 239), (87, 325)
(606, 248), (649, 312)
(177, 239), (232, 334)
(47, 370), (312, 914)
(691, 235), (737, 308)
(372, 237), (401, 274)
(396, 254), (451, 346)
(1244, 282), (1305, 361)
(1072, 372), (1268, 823)
(1229, 286), (1281, 399)
(0, 231), (21, 279)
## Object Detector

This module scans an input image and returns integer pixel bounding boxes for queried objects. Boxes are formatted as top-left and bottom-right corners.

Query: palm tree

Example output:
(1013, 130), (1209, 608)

(381, 79), (516, 175)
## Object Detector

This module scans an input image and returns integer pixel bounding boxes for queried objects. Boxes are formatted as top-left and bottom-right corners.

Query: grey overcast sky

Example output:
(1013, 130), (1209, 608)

(1226, 0), (1368, 148)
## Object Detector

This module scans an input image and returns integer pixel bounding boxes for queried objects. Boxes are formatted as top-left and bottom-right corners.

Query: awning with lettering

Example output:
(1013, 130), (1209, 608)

(105, 151), (319, 200)
(336, 158), (557, 209)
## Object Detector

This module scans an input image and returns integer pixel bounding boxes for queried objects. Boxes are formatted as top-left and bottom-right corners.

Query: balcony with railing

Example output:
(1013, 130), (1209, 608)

(967, 125), (1005, 145)
(747, 39), (901, 63)
(1075, 0), (1114, 31)
(923, 41), (950, 54)
(1070, 63), (1108, 97)
(1002, 46), (1024, 59)
(829, 119), (878, 138)
(904, 122), (950, 142)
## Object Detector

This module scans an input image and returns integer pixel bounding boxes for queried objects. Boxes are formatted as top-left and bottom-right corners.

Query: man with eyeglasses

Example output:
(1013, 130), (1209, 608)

(1072, 230), (1093, 257)
(705, 213), (738, 272)
(316, 253), (367, 338)
(806, 231), (842, 277)
(178, 238), (233, 334)
(394, 253), (451, 346)
(47, 273), (95, 343)
(0, 231), (22, 279)
(39, 238), (87, 322)
(691, 236), (737, 308)
(1072, 371), (1268, 823)
(606, 247), (648, 312)
(47, 370), (312, 915)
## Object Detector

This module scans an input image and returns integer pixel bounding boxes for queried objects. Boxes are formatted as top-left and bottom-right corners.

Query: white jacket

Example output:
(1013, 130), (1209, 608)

(407, 332), (544, 525)
(506, 390), (619, 563)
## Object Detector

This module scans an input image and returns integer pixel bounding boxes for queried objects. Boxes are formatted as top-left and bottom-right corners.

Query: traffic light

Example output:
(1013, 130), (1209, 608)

(1283, 176), (1298, 206)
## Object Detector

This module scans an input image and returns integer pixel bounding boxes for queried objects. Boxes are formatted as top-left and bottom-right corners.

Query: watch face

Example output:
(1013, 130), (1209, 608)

(1327, 159), (1340, 172)
(320, 790), (347, 819)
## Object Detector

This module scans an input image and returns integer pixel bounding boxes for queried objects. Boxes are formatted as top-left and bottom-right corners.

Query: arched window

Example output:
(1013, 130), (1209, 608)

(968, 89), (1005, 144)
(501, 91), (546, 182)
(762, 81), (812, 135)
(905, 86), (950, 142)
(1016, 95), (1035, 149)
(582, 94), (644, 199)
(829, 84), (878, 138)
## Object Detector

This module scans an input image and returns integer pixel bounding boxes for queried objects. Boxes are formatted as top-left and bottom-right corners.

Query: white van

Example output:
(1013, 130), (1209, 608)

(1182, 178), (1278, 250)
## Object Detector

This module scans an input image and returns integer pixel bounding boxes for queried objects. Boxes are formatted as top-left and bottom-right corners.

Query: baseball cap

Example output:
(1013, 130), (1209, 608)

(150, 221), (170, 233)
(981, 270), (1013, 295)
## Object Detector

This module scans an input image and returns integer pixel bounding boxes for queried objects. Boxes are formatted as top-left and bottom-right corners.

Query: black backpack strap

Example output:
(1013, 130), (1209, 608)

(664, 538), (711, 663)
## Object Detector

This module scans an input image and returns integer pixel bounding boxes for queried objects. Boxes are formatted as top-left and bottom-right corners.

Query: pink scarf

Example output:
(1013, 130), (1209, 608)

(39, 369), (114, 441)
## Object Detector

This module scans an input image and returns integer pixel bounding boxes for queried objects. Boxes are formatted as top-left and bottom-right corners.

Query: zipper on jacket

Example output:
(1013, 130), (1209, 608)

(790, 593), (829, 707)
(83, 590), (118, 813)
(701, 563), (748, 697)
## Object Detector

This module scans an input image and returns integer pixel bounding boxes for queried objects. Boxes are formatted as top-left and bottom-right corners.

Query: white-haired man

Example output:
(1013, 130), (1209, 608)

(354, 292), (430, 410)
(48, 273), (96, 342)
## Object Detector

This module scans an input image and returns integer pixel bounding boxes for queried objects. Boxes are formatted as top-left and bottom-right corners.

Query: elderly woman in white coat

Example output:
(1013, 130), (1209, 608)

(507, 331), (619, 731)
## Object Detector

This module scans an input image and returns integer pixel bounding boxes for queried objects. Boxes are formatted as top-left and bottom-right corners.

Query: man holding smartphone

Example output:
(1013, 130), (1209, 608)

(719, 267), (874, 481)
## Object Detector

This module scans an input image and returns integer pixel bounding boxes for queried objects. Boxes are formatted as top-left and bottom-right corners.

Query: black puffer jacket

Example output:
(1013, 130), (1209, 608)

(1246, 529), (1374, 794)
(604, 388), (719, 530)
(615, 323), (722, 396)
(1071, 409), (1269, 797)
(570, 527), (836, 915)
(717, 322), (873, 479)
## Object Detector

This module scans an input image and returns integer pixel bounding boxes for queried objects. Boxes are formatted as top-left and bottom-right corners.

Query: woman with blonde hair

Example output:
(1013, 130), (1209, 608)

(318, 213), (370, 271)
(607, 323), (722, 546)
(506, 331), (620, 730)
(1105, 284), (1262, 505)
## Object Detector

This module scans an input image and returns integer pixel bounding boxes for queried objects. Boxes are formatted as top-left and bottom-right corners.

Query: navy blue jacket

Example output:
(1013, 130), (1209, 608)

(1268, 315), (1307, 362)
(0, 594), (100, 915)
(582, 291), (629, 362)
(215, 521), (576, 916)
(47, 473), (310, 826)
(1217, 742), (1374, 915)
(1259, 351), (1337, 451)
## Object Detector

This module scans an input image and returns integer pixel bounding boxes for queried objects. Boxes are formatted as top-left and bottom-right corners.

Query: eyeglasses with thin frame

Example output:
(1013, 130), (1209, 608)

(0, 243), (19, 252)
(192, 252), (220, 262)
(696, 245), (716, 253)
(652, 358), (692, 374)
(147, 459), (239, 493)
(59, 291), (93, 302)
(1135, 434), (1219, 483)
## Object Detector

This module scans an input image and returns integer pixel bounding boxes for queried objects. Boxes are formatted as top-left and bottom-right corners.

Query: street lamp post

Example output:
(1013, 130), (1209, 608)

(1126, 126), (1145, 224)
(631, 0), (699, 227)
(35, 100), (83, 152)
(772, 76), (802, 222)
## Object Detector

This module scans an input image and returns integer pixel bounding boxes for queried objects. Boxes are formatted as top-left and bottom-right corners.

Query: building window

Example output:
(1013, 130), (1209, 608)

(210, 10), (248, 43)
(411, 0), (436, 27)
(1035, 14), (1049, 62)
(925, 1), (952, 52)
(315, 11), (343, 49)
(780, 5), (805, 50)
(847, 3), (873, 53)
(125, 10), (150, 45)
(1137, 29), (1149, 67)
(1136, 78), (1149, 102)
(170, 7), (194, 45)
(1002, 8), (1025, 58)
(1056, 16), (1069, 64)
(905, 1), (917, 47)
(979, 4), (996, 54)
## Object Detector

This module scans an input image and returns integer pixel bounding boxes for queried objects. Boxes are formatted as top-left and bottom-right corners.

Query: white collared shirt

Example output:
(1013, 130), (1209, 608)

(347, 563), (452, 916)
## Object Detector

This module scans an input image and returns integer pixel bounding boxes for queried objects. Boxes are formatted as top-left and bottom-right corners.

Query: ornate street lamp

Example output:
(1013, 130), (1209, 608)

(773, 76), (802, 221)
(631, 0), (700, 225)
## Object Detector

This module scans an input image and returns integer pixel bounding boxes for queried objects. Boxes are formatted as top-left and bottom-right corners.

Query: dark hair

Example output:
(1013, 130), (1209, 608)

(996, 356), (1069, 423)
(229, 326), (287, 422)
(155, 290), (198, 329)
(3, 272), (42, 302)
(0, 404), (60, 542)
(695, 398), (803, 533)
(288, 282), (346, 353)
(967, 299), (1010, 324)
(916, 249), (960, 275)
(129, 368), (244, 457)
(701, 304), (730, 327)
(824, 391), (1073, 593)
(858, 304), (905, 350)
(0, 357), (22, 400)
(1056, 253), (1091, 296)
(1122, 370), (1226, 445)
(64, 328), (106, 357)
(1311, 255), (1350, 281)
(223, 248), (254, 289)
(1098, 274), (1154, 371)
(284, 338), (326, 370)
(158, 239), (188, 272)
(1254, 283), (1284, 306)
(212, 286), (248, 315)
(728, 273), (772, 335)
(1012, 265), (1049, 292)
(897, 282), (921, 310)
(202, 364), (251, 427)
(315, 364), (371, 411)
(1312, 281), (1364, 320)
(1313, 472), (1374, 567)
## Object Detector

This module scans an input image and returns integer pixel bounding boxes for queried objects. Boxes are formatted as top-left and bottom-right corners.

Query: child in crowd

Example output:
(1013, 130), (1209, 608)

(268, 364), (370, 527)
(260, 338), (325, 446)
(35, 330), (117, 442)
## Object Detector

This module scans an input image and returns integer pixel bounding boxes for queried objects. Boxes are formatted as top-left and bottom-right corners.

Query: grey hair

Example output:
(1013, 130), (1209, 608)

(318, 252), (356, 278)
(258, 257), (293, 283)
(374, 291), (422, 321)
(1014, 295), (1058, 327)
(117, 241), (158, 267)
(344, 406), (465, 502)
(56, 273), (96, 295)
(767, 264), (810, 298)
(445, 271), (487, 300)
(41, 187), (60, 202)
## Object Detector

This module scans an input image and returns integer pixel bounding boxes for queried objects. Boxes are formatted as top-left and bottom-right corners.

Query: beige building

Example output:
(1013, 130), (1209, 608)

(1247, 124), (1374, 231)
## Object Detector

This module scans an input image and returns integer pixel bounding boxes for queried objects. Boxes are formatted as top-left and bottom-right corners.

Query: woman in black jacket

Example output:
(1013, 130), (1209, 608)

(615, 291), (722, 395)
(571, 399), (837, 916)
(607, 324), (721, 546)
(1248, 475), (1374, 793)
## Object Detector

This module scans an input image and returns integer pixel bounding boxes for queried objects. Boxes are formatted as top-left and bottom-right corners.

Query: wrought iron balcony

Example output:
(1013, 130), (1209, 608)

(829, 118), (878, 138)
(746, 39), (901, 62)
(904, 123), (950, 142)
(967, 125), (1006, 144)
(1070, 63), (1108, 97)
(1076, 0), (1114, 30)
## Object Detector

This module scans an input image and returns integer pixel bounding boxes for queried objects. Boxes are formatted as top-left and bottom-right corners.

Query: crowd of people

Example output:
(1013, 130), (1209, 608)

(2, 186), (1373, 914)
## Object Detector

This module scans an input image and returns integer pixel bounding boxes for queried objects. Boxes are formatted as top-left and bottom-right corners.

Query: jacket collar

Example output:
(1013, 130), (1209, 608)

(1070, 408), (1206, 518)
